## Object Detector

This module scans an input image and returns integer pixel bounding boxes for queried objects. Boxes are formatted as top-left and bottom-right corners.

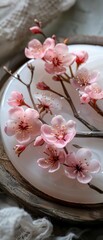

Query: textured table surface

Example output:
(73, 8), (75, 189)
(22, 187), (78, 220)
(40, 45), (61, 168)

(1, 0), (103, 239)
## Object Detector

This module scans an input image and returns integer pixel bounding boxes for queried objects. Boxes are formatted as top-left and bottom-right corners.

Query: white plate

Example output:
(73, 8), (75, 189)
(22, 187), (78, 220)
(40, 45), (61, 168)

(1, 44), (103, 204)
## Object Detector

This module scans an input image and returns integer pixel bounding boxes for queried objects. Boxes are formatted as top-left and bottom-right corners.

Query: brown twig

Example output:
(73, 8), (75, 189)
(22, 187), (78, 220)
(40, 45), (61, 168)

(60, 80), (99, 131)
(88, 182), (103, 194)
(89, 101), (103, 117)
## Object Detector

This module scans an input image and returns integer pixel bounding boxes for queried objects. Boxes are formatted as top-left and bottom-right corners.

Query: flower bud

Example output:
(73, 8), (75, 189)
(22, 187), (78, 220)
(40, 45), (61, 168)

(36, 81), (50, 90)
(30, 26), (42, 34)
(34, 136), (44, 146)
(14, 145), (26, 157)
(52, 76), (61, 81)
(34, 19), (42, 28)
(74, 51), (88, 65)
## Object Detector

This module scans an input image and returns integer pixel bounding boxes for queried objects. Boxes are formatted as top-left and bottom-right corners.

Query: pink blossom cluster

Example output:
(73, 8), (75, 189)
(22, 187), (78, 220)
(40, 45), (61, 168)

(4, 21), (102, 186)
(25, 37), (75, 74)
(37, 145), (100, 184)
(71, 53), (103, 104)
(5, 92), (100, 184)
(25, 22), (103, 104)
(25, 35), (103, 104)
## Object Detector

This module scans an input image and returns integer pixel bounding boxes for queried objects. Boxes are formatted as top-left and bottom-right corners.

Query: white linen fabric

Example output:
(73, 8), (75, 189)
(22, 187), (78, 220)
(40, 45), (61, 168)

(0, 206), (77, 240)
(0, 207), (53, 240)
(0, 0), (76, 64)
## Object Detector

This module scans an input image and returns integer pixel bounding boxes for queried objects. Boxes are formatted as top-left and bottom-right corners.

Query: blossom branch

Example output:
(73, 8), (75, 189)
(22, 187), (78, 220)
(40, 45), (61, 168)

(27, 63), (35, 85)
(27, 85), (36, 109)
(76, 131), (103, 138)
(60, 80), (98, 131)
(64, 147), (68, 154)
(60, 75), (70, 83)
(4, 65), (37, 110)
(89, 101), (103, 117)
(69, 65), (74, 77)
(26, 63), (37, 110)
(88, 182), (103, 194)
(3, 66), (27, 87)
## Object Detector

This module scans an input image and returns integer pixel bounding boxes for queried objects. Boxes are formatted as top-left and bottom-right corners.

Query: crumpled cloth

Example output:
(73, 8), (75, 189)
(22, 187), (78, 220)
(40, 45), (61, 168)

(0, 0), (76, 64)
(0, 207), (53, 240)
(0, 206), (78, 240)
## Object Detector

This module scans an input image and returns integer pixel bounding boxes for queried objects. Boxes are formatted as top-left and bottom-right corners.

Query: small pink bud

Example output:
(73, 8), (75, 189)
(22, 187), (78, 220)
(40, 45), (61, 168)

(52, 34), (56, 42)
(30, 26), (42, 34)
(52, 76), (61, 81)
(36, 81), (50, 90)
(14, 145), (26, 157)
(34, 136), (44, 146)
(74, 51), (88, 65)
(80, 93), (90, 103)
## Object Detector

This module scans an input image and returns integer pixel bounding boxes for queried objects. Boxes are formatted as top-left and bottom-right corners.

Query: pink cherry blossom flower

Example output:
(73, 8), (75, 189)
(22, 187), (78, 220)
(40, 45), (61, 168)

(8, 91), (25, 107)
(35, 94), (61, 115)
(36, 81), (50, 90)
(84, 83), (103, 100)
(41, 115), (76, 148)
(37, 144), (66, 172)
(14, 144), (26, 157)
(71, 67), (99, 89)
(64, 148), (101, 184)
(25, 37), (55, 59)
(44, 43), (75, 74)
(73, 51), (88, 65)
(5, 107), (42, 143)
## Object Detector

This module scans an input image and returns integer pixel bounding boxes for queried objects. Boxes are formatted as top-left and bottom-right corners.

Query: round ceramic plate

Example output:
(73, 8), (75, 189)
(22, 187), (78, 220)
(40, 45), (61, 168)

(1, 44), (103, 206)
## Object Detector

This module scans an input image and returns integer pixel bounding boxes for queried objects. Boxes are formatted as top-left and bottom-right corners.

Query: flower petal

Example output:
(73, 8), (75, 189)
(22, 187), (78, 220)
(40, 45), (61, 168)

(41, 124), (52, 135)
(25, 108), (39, 120)
(59, 150), (66, 163)
(9, 107), (24, 120)
(49, 162), (60, 173)
(44, 49), (55, 62)
(89, 71), (99, 83)
(76, 148), (92, 162)
(65, 131), (76, 143)
(77, 173), (92, 184)
(43, 37), (55, 51)
(25, 48), (36, 59)
(15, 130), (31, 143)
(37, 158), (50, 168)
(51, 115), (66, 128)
(53, 139), (67, 148)
(63, 54), (76, 66)
(31, 119), (42, 136)
(25, 39), (43, 58)
(41, 125), (56, 144)
(55, 43), (69, 55)
(66, 120), (76, 129)
(4, 120), (16, 136)
(65, 169), (76, 179)
(28, 39), (42, 49)
(88, 159), (101, 173)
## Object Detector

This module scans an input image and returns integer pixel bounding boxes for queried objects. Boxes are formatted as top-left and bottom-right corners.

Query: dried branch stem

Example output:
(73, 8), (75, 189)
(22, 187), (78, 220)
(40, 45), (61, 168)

(60, 80), (98, 131)
(88, 182), (103, 194)
(89, 101), (103, 117)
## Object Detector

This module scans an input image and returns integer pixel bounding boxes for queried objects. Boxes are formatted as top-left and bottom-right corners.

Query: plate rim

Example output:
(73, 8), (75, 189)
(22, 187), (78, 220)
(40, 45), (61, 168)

(1, 35), (103, 222)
